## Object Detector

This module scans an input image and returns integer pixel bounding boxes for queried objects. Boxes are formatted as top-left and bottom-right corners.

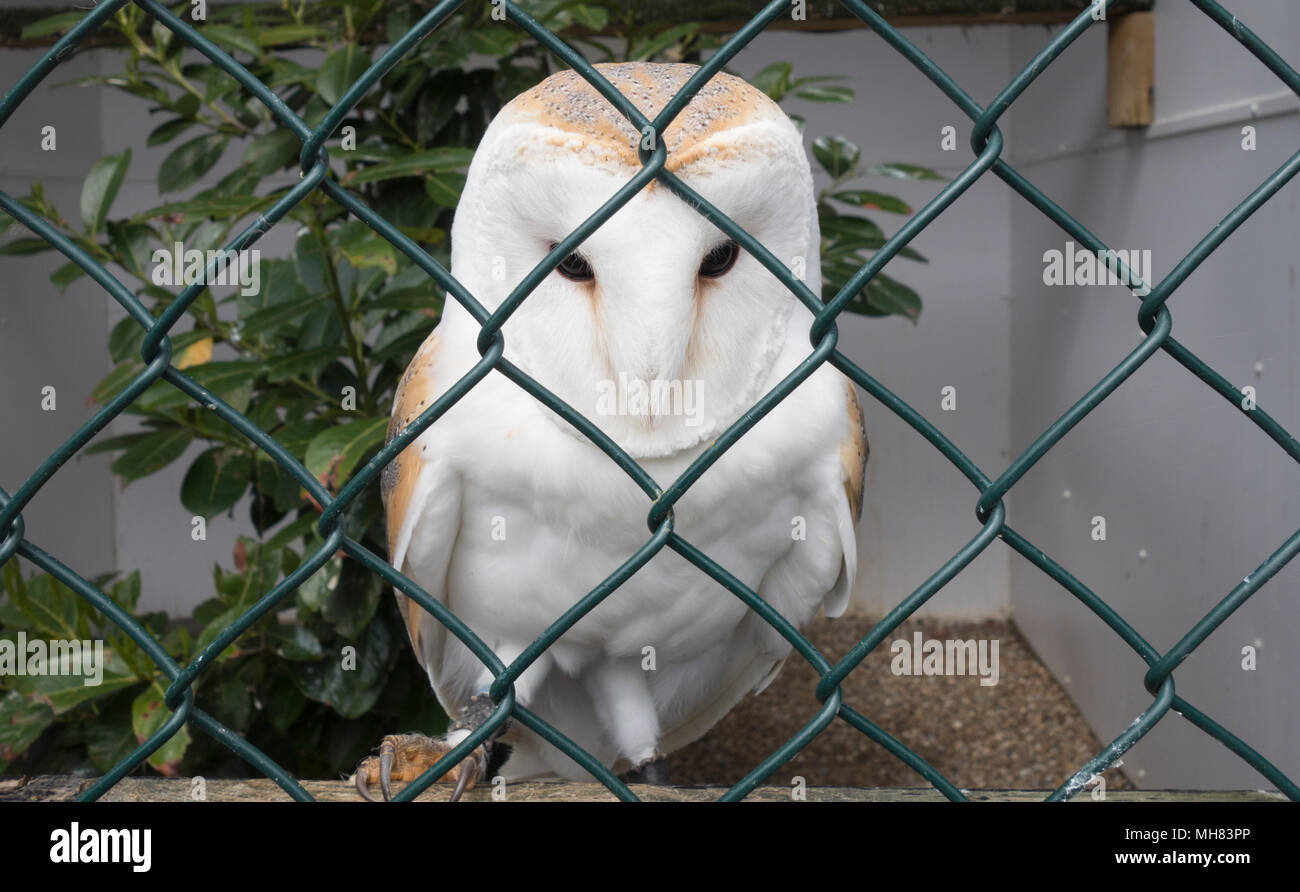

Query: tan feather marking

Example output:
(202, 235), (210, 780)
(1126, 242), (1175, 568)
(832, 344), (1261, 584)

(505, 62), (785, 173)
(383, 329), (440, 562)
(840, 379), (869, 523)
(403, 593), (426, 657)
(383, 329), (442, 657)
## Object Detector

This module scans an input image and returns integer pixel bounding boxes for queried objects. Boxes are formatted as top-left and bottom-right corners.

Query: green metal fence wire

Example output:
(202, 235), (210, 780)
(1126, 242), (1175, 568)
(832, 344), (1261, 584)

(1, 0), (1298, 802)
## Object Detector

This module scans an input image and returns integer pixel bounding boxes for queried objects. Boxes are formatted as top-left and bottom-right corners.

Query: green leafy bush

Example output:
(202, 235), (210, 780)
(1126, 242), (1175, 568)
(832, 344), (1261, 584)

(0, 0), (940, 778)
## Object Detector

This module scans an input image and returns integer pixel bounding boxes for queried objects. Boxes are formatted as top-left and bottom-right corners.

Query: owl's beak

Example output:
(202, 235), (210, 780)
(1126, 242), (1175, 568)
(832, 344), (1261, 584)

(602, 279), (698, 425)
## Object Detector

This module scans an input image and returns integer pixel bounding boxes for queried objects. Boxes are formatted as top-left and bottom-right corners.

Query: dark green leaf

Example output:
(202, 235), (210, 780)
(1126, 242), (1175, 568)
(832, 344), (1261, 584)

(370, 327), (428, 365)
(106, 221), (157, 279)
(10, 575), (78, 640)
(273, 418), (332, 459)
(50, 262), (86, 293)
(157, 133), (230, 193)
(265, 513), (318, 551)
(256, 25), (331, 46)
(20, 12), (85, 39)
(290, 612), (394, 718)
(86, 711), (137, 774)
(820, 214), (886, 245)
(265, 57), (316, 89)
(263, 672), (306, 734)
(346, 148), (474, 185)
(323, 558), (382, 639)
(110, 427), (194, 484)
(570, 4), (609, 29)
(109, 570), (142, 613)
(628, 22), (700, 62)
(305, 418), (387, 491)
(171, 92), (201, 119)
(266, 623), (324, 662)
(213, 672), (252, 732)
(80, 148), (131, 234)
(241, 128), (300, 177)
(793, 85), (854, 104)
(83, 432), (149, 457)
(0, 238), (55, 256)
(91, 361), (146, 404)
(132, 684), (190, 774)
(240, 294), (325, 339)
(146, 118), (199, 147)
(14, 662), (140, 715)
(131, 194), (273, 224)
(108, 316), (146, 363)
(751, 62), (792, 101)
(201, 24), (262, 58)
(368, 287), (440, 313)
(829, 190), (912, 215)
(139, 360), (261, 412)
(866, 275), (922, 321)
(296, 554), (341, 613)
(263, 346), (345, 383)
(839, 273), (924, 322)
(867, 162), (946, 181)
(465, 28), (521, 57)
(812, 136), (860, 179)
(395, 225), (444, 246)
(181, 447), (253, 516)
(316, 45), (372, 106)
(0, 692), (53, 768)
(423, 172), (466, 207)
(333, 221), (397, 275)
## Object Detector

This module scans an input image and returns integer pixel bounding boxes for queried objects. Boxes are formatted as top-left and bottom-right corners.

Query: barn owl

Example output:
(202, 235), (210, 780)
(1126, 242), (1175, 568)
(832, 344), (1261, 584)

(353, 62), (868, 800)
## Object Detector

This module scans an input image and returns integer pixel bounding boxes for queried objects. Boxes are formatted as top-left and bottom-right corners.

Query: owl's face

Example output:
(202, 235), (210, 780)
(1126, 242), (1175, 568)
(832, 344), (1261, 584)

(447, 63), (818, 458)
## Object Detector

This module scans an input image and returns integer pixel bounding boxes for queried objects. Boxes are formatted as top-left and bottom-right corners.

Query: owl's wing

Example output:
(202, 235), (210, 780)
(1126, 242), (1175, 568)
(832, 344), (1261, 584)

(824, 377), (869, 618)
(381, 331), (462, 687)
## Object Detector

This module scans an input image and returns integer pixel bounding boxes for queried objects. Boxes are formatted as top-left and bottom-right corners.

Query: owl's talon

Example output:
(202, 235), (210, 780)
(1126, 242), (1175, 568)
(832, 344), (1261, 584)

(353, 731), (488, 802)
(379, 739), (397, 802)
(355, 770), (381, 802)
(450, 756), (477, 803)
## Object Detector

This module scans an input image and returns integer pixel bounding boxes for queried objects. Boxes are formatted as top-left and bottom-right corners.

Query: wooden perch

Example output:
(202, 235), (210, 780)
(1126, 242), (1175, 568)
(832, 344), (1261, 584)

(0, 776), (1285, 802)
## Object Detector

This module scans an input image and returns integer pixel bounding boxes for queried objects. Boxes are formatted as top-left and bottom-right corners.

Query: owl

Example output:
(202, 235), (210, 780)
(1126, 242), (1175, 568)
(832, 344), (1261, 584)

(353, 62), (868, 800)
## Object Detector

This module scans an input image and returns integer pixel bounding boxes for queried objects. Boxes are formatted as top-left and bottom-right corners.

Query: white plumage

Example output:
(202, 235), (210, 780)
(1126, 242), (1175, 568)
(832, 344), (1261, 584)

(359, 62), (868, 794)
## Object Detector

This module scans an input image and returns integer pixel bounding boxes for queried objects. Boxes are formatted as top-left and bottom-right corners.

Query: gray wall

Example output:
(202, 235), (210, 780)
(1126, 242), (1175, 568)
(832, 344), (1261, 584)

(1005, 1), (1299, 791)
(0, 43), (118, 588)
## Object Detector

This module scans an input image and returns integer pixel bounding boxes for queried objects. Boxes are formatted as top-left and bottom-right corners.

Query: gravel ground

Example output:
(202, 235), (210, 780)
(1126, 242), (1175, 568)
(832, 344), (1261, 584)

(670, 616), (1133, 792)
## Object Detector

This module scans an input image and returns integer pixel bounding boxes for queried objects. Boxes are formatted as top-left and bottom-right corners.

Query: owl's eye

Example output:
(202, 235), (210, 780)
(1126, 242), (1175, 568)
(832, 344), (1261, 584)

(699, 240), (740, 278)
(550, 243), (594, 282)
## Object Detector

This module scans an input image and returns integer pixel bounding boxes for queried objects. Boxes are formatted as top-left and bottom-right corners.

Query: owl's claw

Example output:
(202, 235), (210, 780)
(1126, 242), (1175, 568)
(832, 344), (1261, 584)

(449, 756), (478, 803)
(355, 771), (381, 802)
(379, 739), (396, 801)
(352, 732), (486, 802)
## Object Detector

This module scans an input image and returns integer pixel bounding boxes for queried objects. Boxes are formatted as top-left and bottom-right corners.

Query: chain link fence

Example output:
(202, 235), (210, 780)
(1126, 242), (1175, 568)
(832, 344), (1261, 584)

(1, 0), (1297, 802)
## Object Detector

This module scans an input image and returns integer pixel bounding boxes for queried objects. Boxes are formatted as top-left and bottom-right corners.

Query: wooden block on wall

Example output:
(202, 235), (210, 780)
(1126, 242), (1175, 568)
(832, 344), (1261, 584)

(1107, 11), (1155, 127)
